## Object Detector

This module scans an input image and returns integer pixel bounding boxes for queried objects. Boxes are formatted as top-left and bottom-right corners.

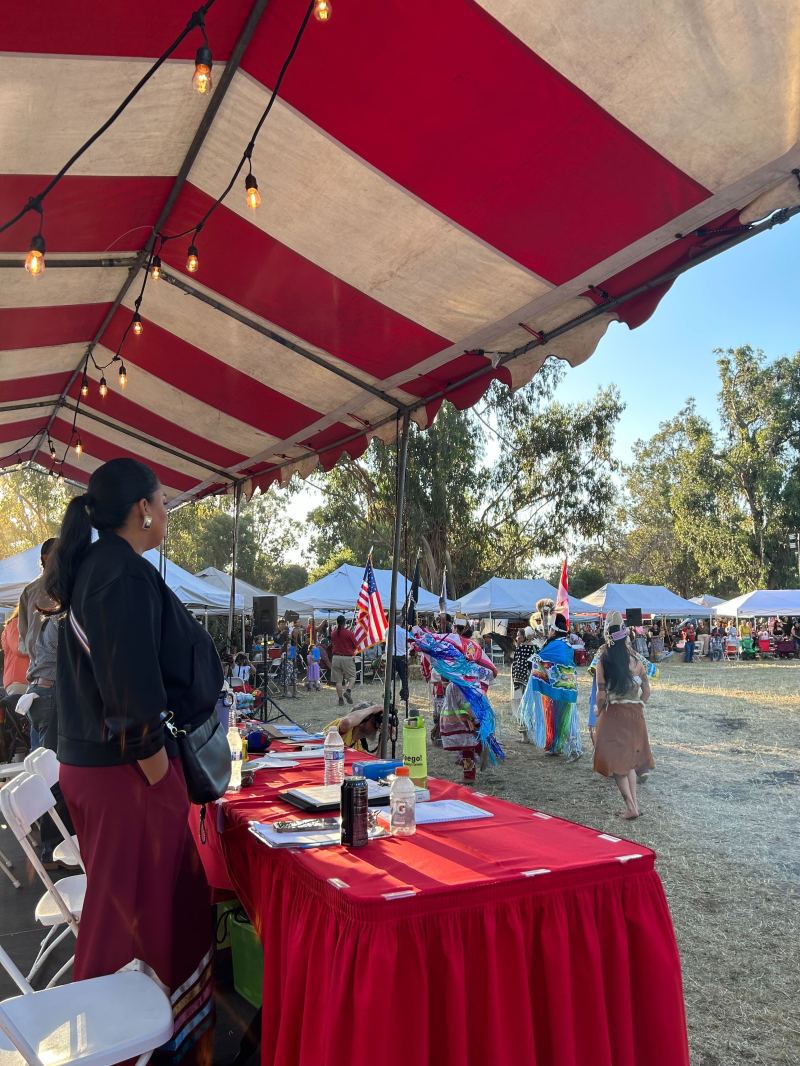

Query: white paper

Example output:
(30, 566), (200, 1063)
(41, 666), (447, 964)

(408, 800), (493, 825)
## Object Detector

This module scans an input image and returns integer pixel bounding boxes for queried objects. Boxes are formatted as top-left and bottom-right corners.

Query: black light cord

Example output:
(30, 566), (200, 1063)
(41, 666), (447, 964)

(0, 1), (217, 238)
(159, 0), (316, 246)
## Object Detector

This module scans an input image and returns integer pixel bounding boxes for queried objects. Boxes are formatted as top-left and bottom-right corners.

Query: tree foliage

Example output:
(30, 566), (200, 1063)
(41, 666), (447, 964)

(307, 360), (624, 595)
(0, 469), (75, 558)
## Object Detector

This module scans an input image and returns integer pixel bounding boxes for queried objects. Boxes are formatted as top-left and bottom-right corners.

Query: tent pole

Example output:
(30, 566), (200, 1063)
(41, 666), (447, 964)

(380, 411), (411, 759)
(228, 483), (243, 650)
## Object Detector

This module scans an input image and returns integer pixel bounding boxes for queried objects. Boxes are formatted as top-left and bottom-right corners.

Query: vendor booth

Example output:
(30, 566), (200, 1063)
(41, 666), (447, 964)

(289, 564), (449, 615)
(713, 589), (800, 618)
(458, 576), (599, 619)
(195, 565), (312, 618)
(583, 583), (713, 618)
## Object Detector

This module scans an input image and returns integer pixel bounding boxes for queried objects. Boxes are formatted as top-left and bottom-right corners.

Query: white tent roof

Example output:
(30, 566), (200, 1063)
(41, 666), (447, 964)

(0, 541), (240, 613)
(457, 577), (599, 619)
(712, 590), (800, 617)
(690, 594), (726, 608)
(583, 583), (713, 617)
(195, 566), (312, 617)
(290, 564), (450, 614)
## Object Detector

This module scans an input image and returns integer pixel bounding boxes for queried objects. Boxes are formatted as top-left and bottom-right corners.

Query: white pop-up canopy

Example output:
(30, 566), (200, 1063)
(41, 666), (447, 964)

(290, 564), (449, 615)
(583, 583), (713, 618)
(690, 594), (726, 608)
(195, 565), (312, 617)
(0, 542), (240, 613)
(712, 590), (800, 617)
(457, 577), (599, 619)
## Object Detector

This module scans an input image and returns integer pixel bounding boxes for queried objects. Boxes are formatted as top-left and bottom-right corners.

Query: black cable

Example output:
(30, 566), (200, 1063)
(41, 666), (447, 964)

(159, 0), (316, 246)
(0, 2), (217, 238)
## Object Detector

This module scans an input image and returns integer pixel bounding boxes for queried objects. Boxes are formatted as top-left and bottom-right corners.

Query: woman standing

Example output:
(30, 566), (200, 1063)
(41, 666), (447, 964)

(46, 458), (222, 1064)
(592, 611), (654, 819)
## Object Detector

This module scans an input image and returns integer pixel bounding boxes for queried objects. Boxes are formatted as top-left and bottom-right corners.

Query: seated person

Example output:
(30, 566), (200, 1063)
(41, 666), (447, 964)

(233, 652), (254, 685)
(325, 702), (384, 752)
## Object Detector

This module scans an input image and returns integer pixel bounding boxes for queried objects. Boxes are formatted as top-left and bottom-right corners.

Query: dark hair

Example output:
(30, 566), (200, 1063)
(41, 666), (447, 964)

(40, 537), (57, 564)
(336, 614), (346, 627)
(44, 458), (159, 612)
(602, 626), (633, 693)
(553, 613), (568, 632)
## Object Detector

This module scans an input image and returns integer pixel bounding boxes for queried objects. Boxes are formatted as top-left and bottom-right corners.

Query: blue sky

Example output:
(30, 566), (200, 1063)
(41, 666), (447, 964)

(284, 214), (799, 561)
(554, 213), (799, 461)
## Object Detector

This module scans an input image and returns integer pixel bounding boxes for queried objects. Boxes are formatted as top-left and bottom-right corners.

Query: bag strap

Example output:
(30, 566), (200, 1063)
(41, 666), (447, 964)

(68, 608), (91, 656)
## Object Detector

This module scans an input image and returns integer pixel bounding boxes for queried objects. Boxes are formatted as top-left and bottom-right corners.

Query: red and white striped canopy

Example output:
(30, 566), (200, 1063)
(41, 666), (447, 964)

(1, 1), (799, 503)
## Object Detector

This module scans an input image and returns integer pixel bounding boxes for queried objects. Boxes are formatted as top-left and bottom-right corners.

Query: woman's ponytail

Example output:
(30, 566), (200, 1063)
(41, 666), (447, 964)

(44, 495), (93, 612)
(44, 457), (158, 613)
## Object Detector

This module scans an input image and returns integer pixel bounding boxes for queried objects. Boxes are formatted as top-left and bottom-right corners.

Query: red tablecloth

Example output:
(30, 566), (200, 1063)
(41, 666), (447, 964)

(191, 748), (689, 1066)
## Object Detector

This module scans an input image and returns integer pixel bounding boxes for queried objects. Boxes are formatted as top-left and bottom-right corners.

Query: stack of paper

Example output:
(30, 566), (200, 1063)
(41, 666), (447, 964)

(249, 820), (388, 849)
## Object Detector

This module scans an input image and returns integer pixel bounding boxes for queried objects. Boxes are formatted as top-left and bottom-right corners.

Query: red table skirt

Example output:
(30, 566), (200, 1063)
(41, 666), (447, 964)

(192, 753), (689, 1066)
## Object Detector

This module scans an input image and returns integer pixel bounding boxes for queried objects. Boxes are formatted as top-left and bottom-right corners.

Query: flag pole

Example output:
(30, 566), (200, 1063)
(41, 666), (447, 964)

(380, 410), (411, 759)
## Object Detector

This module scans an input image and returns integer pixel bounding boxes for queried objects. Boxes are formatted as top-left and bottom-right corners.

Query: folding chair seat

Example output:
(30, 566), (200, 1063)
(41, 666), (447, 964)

(0, 943), (173, 1066)
(23, 748), (82, 868)
(0, 772), (85, 987)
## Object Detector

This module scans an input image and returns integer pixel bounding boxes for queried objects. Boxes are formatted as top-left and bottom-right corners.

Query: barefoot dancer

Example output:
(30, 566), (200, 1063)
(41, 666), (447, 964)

(592, 611), (654, 820)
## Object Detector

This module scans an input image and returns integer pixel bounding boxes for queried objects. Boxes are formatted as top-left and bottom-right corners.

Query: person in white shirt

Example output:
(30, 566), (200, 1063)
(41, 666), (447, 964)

(392, 617), (410, 703)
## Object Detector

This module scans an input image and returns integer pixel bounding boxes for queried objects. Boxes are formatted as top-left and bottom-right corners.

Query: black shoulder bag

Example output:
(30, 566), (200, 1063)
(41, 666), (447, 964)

(69, 609), (231, 805)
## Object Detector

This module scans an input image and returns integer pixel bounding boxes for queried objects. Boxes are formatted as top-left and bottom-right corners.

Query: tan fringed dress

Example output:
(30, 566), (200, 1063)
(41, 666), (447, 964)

(592, 661), (655, 777)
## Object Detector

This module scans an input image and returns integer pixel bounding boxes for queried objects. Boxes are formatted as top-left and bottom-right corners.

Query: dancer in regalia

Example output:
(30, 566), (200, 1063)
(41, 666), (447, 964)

(518, 599), (582, 760)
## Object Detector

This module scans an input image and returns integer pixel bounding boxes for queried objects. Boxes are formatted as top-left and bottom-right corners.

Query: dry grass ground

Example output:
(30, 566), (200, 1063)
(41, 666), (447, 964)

(278, 655), (800, 1066)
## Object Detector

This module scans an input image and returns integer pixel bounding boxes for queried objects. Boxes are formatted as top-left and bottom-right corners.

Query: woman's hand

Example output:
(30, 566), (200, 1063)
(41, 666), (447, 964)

(138, 747), (169, 786)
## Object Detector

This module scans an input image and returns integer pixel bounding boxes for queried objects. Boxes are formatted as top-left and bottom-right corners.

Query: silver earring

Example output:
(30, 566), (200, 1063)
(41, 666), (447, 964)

(143, 515), (152, 530)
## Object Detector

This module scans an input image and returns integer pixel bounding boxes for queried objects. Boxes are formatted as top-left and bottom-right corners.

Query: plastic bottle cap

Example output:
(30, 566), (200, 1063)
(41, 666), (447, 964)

(396, 767), (410, 776)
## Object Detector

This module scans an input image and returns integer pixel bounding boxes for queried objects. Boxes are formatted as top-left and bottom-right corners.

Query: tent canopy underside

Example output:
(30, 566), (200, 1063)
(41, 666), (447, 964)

(1, 1), (798, 504)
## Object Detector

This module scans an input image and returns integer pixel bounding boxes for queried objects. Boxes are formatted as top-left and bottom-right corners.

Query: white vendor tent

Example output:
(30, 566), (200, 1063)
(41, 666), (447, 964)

(712, 590), (800, 618)
(583, 583), (713, 618)
(195, 566), (312, 617)
(0, 542), (239, 613)
(458, 577), (599, 619)
(690, 594), (726, 608)
(290, 564), (449, 615)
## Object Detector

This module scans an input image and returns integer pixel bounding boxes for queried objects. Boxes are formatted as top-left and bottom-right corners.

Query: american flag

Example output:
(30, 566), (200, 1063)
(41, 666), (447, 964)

(353, 558), (388, 651)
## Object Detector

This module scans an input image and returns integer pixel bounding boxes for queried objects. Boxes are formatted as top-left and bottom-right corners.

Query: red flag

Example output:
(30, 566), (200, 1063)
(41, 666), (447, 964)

(555, 557), (570, 627)
(352, 558), (388, 652)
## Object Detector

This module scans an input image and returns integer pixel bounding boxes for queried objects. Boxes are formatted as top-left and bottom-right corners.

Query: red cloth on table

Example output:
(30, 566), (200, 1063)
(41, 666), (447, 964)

(190, 746), (689, 1066)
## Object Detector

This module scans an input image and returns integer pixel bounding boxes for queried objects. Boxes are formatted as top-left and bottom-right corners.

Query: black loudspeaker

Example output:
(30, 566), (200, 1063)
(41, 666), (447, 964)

(626, 607), (643, 627)
(253, 595), (278, 635)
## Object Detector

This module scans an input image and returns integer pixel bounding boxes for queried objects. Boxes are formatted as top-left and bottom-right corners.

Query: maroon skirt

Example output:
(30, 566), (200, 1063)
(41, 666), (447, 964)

(60, 758), (214, 1064)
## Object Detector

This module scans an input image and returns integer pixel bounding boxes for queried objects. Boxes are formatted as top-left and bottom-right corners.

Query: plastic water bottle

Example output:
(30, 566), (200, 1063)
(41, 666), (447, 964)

(324, 726), (345, 786)
(389, 767), (416, 836)
(227, 712), (243, 793)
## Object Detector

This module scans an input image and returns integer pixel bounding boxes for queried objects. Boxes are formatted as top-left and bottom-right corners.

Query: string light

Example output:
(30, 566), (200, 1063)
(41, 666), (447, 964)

(118, 364), (128, 389)
(25, 234), (46, 276)
(99, 375), (108, 398)
(193, 44), (213, 95)
(74, 435), (83, 457)
(150, 255), (162, 281)
(48, 439), (57, 459)
(132, 313), (144, 335)
(313, 0), (332, 22)
(80, 375), (90, 398)
(245, 173), (261, 210)
(186, 243), (200, 272)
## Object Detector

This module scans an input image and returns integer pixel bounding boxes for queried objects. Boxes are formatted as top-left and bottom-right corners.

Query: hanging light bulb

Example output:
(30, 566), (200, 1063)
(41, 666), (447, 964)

(48, 439), (57, 459)
(25, 234), (46, 276)
(74, 435), (83, 457)
(132, 313), (143, 336)
(80, 375), (90, 398)
(313, 0), (332, 22)
(193, 45), (213, 94)
(150, 256), (162, 281)
(245, 173), (261, 211)
(118, 363), (128, 389)
(99, 375), (108, 398)
(186, 244), (199, 273)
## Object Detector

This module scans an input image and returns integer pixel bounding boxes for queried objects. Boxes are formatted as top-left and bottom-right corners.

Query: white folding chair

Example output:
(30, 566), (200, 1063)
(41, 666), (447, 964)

(0, 773), (85, 988)
(0, 763), (24, 890)
(0, 944), (173, 1065)
(23, 749), (82, 869)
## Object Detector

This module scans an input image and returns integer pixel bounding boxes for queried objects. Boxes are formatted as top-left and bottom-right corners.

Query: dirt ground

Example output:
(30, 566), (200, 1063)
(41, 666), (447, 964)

(276, 655), (800, 1066)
